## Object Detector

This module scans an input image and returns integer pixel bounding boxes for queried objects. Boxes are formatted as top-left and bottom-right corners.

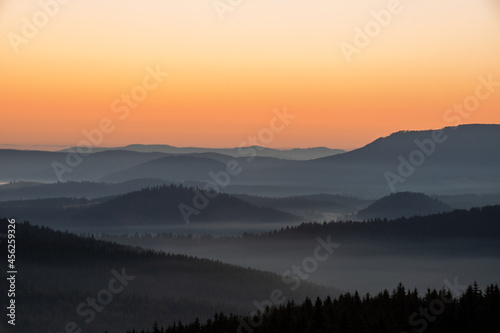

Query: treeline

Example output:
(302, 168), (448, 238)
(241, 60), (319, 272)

(101, 204), (500, 247)
(356, 192), (453, 220)
(261, 204), (500, 241)
(127, 282), (500, 333)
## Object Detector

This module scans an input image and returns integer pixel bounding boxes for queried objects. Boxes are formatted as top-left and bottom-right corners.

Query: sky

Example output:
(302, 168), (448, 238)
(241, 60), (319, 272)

(1, 0), (499, 150)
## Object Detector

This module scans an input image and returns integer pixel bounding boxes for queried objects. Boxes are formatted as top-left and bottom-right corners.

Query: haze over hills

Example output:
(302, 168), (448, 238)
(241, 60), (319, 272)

(0, 146), (339, 185)
(294, 124), (500, 196)
(0, 149), (166, 182)
(1, 219), (338, 333)
(0, 179), (172, 201)
(100, 154), (296, 184)
(1, 124), (500, 197)
(100, 155), (229, 183)
(234, 193), (372, 220)
(102, 205), (500, 294)
(435, 192), (500, 210)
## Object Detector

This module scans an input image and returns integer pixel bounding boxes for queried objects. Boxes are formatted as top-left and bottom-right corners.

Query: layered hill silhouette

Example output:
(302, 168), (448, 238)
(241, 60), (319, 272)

(100, 154), (296, 184)
(0, 179), (171, 201)
(0, 185), (300, 227)
(356, 192), (453, 220)
(2, 124), (500, 196)
(107, 204), (500, 257)
(0, 149), (165, 182)
(100, 155), (229, 183)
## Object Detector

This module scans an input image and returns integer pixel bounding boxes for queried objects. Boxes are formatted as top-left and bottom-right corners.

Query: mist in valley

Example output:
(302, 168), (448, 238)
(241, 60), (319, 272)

(101, 232), (500, 295)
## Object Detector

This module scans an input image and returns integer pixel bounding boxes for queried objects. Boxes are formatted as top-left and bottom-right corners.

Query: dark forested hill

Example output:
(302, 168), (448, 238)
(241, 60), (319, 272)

(0, 218), (338, 333)
(356, 192), (453, 220)
(272, 204), (500, 242)
(0, 184), (300, 227)
(74, 185), (299, 225)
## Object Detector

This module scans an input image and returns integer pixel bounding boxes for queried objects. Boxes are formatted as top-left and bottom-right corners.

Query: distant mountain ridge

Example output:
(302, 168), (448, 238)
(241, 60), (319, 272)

(59, 144), (345, 160)
(314, 124), (500, 165)
(2, 124), (500, 196)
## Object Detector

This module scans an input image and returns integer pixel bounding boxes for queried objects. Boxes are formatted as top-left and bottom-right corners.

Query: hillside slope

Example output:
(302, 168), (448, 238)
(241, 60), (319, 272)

(356, 192), (453, 220)
(0, 219), (338, 333)
(0, 185), (300, 227)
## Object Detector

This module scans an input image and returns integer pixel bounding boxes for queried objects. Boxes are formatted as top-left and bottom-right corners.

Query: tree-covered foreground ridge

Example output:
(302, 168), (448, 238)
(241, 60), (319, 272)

(127, 282), (500, 333)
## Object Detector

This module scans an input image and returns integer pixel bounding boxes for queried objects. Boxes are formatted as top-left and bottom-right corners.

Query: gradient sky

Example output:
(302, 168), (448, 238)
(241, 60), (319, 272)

(1, 0), (499, 150)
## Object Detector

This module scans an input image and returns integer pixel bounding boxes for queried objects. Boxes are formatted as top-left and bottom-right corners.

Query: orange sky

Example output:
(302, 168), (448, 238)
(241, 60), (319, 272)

(1, 0), (499, 150)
